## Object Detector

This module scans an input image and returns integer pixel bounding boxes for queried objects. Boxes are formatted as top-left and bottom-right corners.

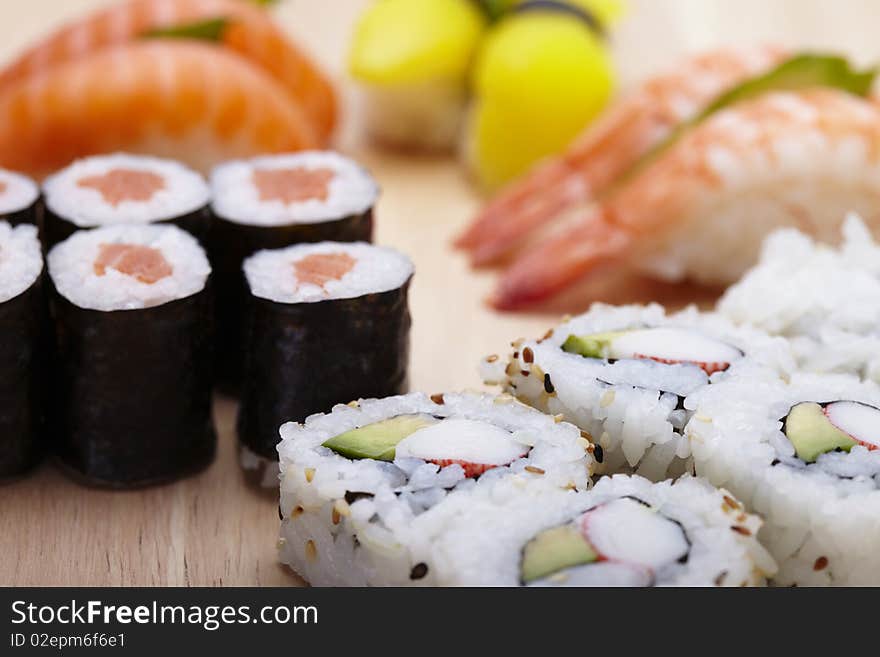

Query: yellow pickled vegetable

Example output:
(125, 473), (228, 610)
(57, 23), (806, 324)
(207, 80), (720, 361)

(350, 0), (488, 150)
(466, 1), (619, 188)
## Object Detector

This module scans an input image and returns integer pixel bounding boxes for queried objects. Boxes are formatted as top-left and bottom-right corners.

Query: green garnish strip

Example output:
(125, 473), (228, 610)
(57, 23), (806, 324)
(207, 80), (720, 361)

(615, 53), (879, 186)
(142, 17), (230, 42)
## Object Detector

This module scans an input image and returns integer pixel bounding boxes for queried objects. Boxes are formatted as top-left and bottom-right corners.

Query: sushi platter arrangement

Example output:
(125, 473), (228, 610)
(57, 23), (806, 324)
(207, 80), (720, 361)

(1, 0), (880, 588)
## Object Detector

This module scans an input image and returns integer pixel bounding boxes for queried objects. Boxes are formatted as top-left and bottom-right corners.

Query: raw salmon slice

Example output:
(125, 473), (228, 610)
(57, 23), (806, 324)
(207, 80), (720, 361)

(0, 0), (337, 141)
(78, 169), (166, 206)
(94, 243), (173, 284)
(294, 252), (356, 288)
(253, 167), (335, 203)
(0, 41), (319, 180)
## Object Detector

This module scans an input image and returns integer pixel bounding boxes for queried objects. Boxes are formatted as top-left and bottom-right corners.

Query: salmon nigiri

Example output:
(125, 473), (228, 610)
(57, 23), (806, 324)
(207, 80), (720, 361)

(0, 0), (337, 141)
(0, 41), (319, 179)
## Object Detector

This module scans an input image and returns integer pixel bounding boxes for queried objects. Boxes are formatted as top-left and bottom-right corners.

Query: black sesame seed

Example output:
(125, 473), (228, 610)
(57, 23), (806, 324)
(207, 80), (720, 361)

(278, 505), (283, 520)
(410, 563), (429, 580)
(543, 373), (555, 394)
(593, 445), (604, 463)
(344, 491), (373, 504)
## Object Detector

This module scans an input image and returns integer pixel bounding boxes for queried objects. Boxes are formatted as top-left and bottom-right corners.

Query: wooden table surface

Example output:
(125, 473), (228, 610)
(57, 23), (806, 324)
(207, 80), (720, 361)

(1, 0), (877, 586)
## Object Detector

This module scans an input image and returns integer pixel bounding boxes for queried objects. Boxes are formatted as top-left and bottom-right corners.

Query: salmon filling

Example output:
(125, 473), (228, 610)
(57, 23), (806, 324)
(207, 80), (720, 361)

(252, 167), (335, 204)
(93, 243), (172, 284)
(77, 169), (166, 206)
(293, 252), (356, 289)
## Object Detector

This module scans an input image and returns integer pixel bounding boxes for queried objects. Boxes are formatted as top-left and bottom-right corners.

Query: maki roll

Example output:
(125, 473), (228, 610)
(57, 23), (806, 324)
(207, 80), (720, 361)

(42, 154), (210, 248)
(0, 169), (40, 227)
(482, 303), (795, 479)
(719, 214), (880, 383)
(687, 372), (880, 586)
(0, 222), (46, 477)
(209, 152), (378, 389)
(48, 224), (215, 487)
(425, 475), (774, 587)
(278, 392), (594, 586)
(239, 242), (412, 484)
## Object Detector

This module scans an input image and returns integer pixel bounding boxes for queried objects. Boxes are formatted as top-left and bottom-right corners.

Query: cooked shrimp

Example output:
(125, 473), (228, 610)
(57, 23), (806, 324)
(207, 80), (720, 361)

(0, 41), (319, 179)
(492, 89), (880, 310)
(456, 46), (787, 265)
(0, 0), (337, 142)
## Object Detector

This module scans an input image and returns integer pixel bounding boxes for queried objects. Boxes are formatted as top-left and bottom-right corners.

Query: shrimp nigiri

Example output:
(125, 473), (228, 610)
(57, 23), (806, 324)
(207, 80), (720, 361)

(456, 46), (786, 265)
(492, 89), (880, 310)
(0, 0), (337, 141)
(0, 41), (319, 179)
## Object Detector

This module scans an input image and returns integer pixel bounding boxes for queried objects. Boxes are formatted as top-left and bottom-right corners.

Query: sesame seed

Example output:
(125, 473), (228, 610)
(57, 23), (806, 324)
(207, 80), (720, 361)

(525, 466), (545, 475)
(543, 373), (555, 394)
(304, 467), (315, 483)
(813, 556), (829, 571)
(410, 563), (429, 580)
(731, 526), (751, 536)
(305, 540), (317, 561)
(430, 393), (445, 405)
(522, 347), (534, 363)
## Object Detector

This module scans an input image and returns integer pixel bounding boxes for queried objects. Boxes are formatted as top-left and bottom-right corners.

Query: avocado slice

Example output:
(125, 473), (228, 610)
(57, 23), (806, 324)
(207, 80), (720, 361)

(322, 414), (438, 462)
(521, 524), (598, 583)
(784, 402), (856, 463)
(561, 330), (630, 359)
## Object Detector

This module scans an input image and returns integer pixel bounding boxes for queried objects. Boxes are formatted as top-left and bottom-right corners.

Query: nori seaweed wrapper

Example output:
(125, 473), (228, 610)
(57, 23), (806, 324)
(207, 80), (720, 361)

(50, 280), (216, 488)
(210, 209), (374, 392)
(43, 205), (211, 250)
(0, 276), (48, 478)
(1, 199), (42, 230)
(238, 276), (411, 460)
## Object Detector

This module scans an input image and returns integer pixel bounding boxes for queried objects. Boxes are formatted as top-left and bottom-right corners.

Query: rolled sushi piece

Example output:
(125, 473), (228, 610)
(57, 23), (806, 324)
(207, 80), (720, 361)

(481, 303), (795, 479)
(239, 242), (413, 485)
(719, 214), (880, 383)
(209, 152), (377, 389)
(0, 169), (40, 228)
(0, 222), (46, 477)
(278, 392), (594, 586)
(48, 224), (215, 487)
(686, 371), (880, 586)
(42, 153), (210, 248)
(420, 474), (774, 586)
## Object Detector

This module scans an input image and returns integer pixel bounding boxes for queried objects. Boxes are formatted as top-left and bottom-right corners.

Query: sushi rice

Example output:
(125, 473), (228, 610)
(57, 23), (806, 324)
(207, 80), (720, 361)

(244, 241), (412, 304)
(0, 221), (42, 303)
(482, 303), (795, 479)
(278, 392), (593, 586)
(43, 153), (210, 227)
(719, 214), (880, 383)
(685, 371), (880, 586)
(418, 474), (774, 587)
(210, 151), (378, 227)
(48, 224), (210, 311)
(0, 169), (39, 217)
